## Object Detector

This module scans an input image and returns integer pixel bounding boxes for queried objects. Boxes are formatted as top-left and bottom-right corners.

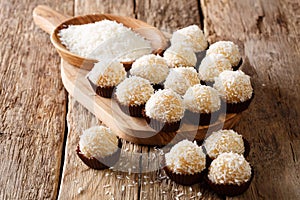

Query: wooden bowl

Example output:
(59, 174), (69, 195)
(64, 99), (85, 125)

(33, 5), (168, 70)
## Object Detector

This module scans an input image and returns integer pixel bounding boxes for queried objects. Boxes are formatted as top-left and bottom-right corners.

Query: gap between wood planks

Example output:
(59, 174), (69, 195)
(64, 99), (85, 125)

(133, 0), (137, 19)
(55, 0), (206, 199)
(56, 92), (69, 200)
(197, 0), (205, 30)
(55, 2), (75, 198)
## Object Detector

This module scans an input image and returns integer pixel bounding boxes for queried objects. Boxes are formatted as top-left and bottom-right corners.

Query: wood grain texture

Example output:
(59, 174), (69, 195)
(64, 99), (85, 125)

(135, 0), (201, 33)
(134, 1), (222, 199)
(57, 97), (141, 200)
(0, 0), (72, 199)
(74, 0), (135, 17)
(58, 1), (141, 199)
(33, 5), (70, 34)
(201, 0), (300, 199)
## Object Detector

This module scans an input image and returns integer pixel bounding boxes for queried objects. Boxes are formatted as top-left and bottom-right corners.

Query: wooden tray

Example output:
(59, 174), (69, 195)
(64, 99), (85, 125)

(32, 5), (242, 145)
(61, 60), (242, 146)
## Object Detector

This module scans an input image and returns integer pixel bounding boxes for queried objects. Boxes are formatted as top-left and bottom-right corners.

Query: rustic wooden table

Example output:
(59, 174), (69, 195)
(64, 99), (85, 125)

(1, 0), (300, 199)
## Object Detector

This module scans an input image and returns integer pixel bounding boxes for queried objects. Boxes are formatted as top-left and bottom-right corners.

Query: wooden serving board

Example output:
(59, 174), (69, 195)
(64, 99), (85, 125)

(33, 5), (242, 146)
(61, 60), (242, 145)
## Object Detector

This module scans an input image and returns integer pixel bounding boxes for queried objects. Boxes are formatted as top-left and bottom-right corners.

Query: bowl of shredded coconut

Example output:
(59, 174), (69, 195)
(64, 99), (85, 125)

(51, 14), (168, 70)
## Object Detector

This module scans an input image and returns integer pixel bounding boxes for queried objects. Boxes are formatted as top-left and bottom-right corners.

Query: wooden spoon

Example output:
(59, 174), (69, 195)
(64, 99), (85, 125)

(33, 5), (168, 70)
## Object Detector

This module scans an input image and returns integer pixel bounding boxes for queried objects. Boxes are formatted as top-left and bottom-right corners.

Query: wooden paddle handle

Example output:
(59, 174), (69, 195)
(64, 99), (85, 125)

(33, 5), (70, 34)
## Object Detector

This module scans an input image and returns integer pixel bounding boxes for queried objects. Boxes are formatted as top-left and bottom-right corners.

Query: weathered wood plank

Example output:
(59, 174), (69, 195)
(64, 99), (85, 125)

(134, 1), (221, 199)
(58, 1), (141, 199)
(0, 0), (72, 199)
(201, 0), (300, 199)
(74, 0), (135, 17)
(57, 98), (141, 200)
(135, 0), (201, 32)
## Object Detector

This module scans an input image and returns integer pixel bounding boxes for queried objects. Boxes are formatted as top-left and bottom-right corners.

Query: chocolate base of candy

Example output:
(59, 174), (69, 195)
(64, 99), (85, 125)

(163, 166), (206, 186)
(76, 140), (122, 170)
(142, 111), (181, 133)
(88, 77), (115, 98)
(226, 93), (254, 113)
(205, 167), (254, 197)
(118, 102), (145, 117)
(184, 110), (220, 126)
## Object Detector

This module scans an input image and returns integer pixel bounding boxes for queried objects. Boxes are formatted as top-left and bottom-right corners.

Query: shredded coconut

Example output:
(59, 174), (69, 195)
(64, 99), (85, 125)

(198, 53), (232, 82)
(87, 60), (126, 87)
(164, 67), (200, 96)
(130, 54), (169, 84)
(183, 84), (221, 113)
(208, 152), (251, 185)
(59, 20), (151, 62)
(79, 126), (119, 159)
(207, 41), (241, 66)
(165, 140), (206, 175)
(204, 129), (245, 159)
(163, 44), (197, 67)
(171, 25), (208, 52)
(115, 76), (154, 106)
(145, 89), (184, 123)
(213, 70), (253, 103)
